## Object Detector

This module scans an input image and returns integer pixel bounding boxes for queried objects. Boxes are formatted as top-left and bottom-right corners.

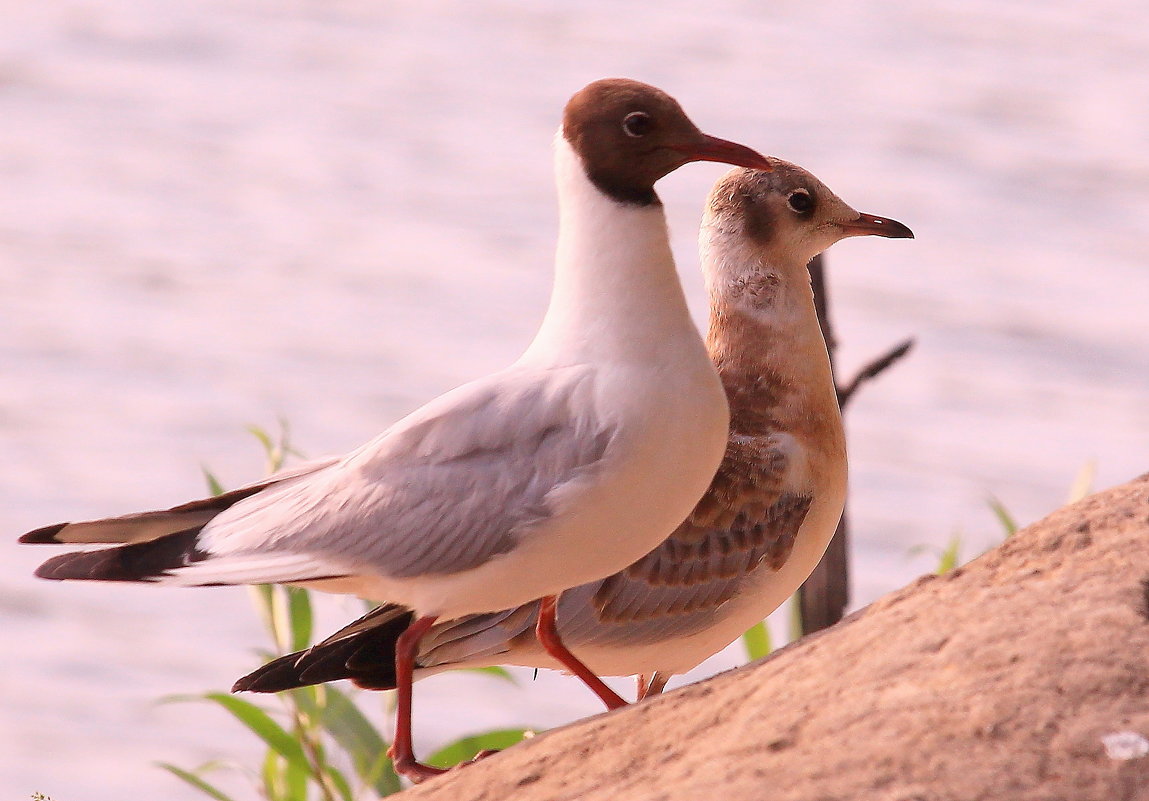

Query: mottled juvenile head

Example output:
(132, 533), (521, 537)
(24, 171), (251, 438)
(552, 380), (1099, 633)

(562, 79), (773, 206)
(702, 161), (913, 283)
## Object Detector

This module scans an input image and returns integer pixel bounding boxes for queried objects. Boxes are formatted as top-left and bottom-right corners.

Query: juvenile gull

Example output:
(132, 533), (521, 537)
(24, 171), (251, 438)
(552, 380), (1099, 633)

(236, 160), (914, 708)
(20, 79), (774, 780)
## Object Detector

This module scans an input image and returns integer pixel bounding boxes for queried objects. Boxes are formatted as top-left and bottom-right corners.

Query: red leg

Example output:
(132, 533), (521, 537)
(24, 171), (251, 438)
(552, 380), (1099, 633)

(535, 595), (628, 710)
(387, 615), (446, 783)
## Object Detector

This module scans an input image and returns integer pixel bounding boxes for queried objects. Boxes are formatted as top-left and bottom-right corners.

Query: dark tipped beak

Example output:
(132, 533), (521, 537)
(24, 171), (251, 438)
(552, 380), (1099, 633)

(670, 133), (774, 172)
(839, 212), (914, 239)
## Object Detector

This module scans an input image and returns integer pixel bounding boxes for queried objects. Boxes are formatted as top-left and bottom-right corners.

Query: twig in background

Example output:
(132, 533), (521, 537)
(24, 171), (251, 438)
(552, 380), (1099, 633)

(798, 254), (915, 635)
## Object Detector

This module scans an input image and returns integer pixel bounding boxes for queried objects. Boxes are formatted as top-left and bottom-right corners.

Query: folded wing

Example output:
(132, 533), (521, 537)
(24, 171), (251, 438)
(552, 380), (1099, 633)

(26, 365), (616, 590)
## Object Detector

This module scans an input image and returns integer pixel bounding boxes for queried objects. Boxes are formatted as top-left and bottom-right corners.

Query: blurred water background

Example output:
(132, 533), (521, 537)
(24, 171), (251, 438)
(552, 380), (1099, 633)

(2, 1), (1147, 797)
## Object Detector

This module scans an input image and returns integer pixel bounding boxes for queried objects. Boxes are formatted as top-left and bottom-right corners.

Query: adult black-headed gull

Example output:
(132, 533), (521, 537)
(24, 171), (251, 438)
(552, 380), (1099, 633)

(235, 160), (914, 713)
(21, 79), (774, 781)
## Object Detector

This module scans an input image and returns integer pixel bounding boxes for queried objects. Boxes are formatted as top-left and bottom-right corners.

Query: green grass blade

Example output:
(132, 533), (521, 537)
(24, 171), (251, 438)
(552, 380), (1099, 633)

(297, 684), (402, 795)
(986, 495), (1018, 537)
(247, 424), (278, 473)
(247, 423), (274, 452)
(741, 620), (772, 661)
(324, 764), (355, 801)
(936, 534), (962, 575)
(262, 585), (313, 653)
(426, 728), (531, 769)
(158, 763), (238, 801)
(201, 468), (227, 497)
(201, 693), (310, 771)
(248, 420), (298, 474)
(268, 585), (291, 651)
(787, 594), (804, 641)
(248, 584), (277, 643)
(283, 756), (309, 801)
(261, 750), (284, 801)
(302, 685), (384, 755)
(286, 587), (313, 652)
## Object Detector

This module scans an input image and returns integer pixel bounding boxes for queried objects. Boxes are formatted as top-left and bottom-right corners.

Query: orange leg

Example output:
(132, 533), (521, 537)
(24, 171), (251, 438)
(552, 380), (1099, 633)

(387, 615), (446, 783)
(536, 595), (627, 710)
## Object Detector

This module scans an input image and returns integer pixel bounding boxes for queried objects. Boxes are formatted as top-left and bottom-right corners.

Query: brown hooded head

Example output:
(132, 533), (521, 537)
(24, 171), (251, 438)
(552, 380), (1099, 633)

(562, 78), (772, 206)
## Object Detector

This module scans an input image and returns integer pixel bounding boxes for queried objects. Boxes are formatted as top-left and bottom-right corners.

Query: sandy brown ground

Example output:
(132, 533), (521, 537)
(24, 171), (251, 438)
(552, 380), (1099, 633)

(403, 474), (1149, 801)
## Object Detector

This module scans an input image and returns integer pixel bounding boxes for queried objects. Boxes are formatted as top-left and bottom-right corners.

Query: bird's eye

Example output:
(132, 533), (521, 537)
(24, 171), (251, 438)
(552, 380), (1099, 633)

(622, 111), (653, 138)
(787, 190), (814, 214)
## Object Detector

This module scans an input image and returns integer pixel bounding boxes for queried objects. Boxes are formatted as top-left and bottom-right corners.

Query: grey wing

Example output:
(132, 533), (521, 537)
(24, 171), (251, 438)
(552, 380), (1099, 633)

(189, 366), (616, 583)
(418, 434), (811, 660)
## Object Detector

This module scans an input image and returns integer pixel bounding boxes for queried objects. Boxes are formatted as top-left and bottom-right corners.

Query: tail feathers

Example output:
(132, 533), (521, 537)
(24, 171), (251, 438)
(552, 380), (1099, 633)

(34, 527), (208, 582)
(234, 606), (414, 693)
(21, 522), (69, 544)
(21, 456), (343, 546)
(19, 483), (267, 546)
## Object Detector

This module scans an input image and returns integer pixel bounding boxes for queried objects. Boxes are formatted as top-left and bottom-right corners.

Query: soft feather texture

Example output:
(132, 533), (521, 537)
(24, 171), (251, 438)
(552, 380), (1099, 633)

(20, 455), (342, 548)
(22, 87), (738, 626)
(233, 160), (913, 693)
(194, 366), (616, 580)
(234, 606), (415, 693)
(29, 367), (617, 589)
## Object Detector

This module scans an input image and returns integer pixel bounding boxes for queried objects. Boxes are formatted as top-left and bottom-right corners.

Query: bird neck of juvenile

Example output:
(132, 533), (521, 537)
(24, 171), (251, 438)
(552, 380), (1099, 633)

(522, 135), (705, 366)
(704, 247), (841, 438)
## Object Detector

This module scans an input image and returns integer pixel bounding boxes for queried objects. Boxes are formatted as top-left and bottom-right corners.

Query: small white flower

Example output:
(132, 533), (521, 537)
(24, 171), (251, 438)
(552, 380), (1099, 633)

(1101, 731), (1149, 761)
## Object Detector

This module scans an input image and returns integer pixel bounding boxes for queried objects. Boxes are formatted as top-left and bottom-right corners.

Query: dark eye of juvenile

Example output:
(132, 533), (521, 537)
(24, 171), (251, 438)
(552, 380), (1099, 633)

(787, 190), (814, 214)
(622, 111), (653, 138)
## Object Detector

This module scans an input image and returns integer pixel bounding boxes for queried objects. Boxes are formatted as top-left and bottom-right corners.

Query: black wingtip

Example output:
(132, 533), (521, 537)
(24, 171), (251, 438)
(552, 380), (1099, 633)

(232, 608), (414, 694)
(34, 548), (161, 582)
(20, 522), (69, 544)
(232, 653), (310, 694)
(34, 552), (91, 581)
(32, 528), (205, 582)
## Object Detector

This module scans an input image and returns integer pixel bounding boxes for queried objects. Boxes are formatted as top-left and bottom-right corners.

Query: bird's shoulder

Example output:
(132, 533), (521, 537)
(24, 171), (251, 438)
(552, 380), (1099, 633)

(348, 363), (609, 470)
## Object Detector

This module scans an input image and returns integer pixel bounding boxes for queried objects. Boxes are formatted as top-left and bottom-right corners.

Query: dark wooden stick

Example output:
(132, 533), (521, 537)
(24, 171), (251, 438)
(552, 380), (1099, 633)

(838, 339), (914, 409)
(797, 254), (914, 635)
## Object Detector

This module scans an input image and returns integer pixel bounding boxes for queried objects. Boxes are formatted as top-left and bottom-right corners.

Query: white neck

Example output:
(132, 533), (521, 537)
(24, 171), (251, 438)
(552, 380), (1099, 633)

(520, 134), (705, 366)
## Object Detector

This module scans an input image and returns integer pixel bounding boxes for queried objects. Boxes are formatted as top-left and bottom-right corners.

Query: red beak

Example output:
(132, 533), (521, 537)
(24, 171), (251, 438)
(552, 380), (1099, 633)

(669, 134), (774, 172)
